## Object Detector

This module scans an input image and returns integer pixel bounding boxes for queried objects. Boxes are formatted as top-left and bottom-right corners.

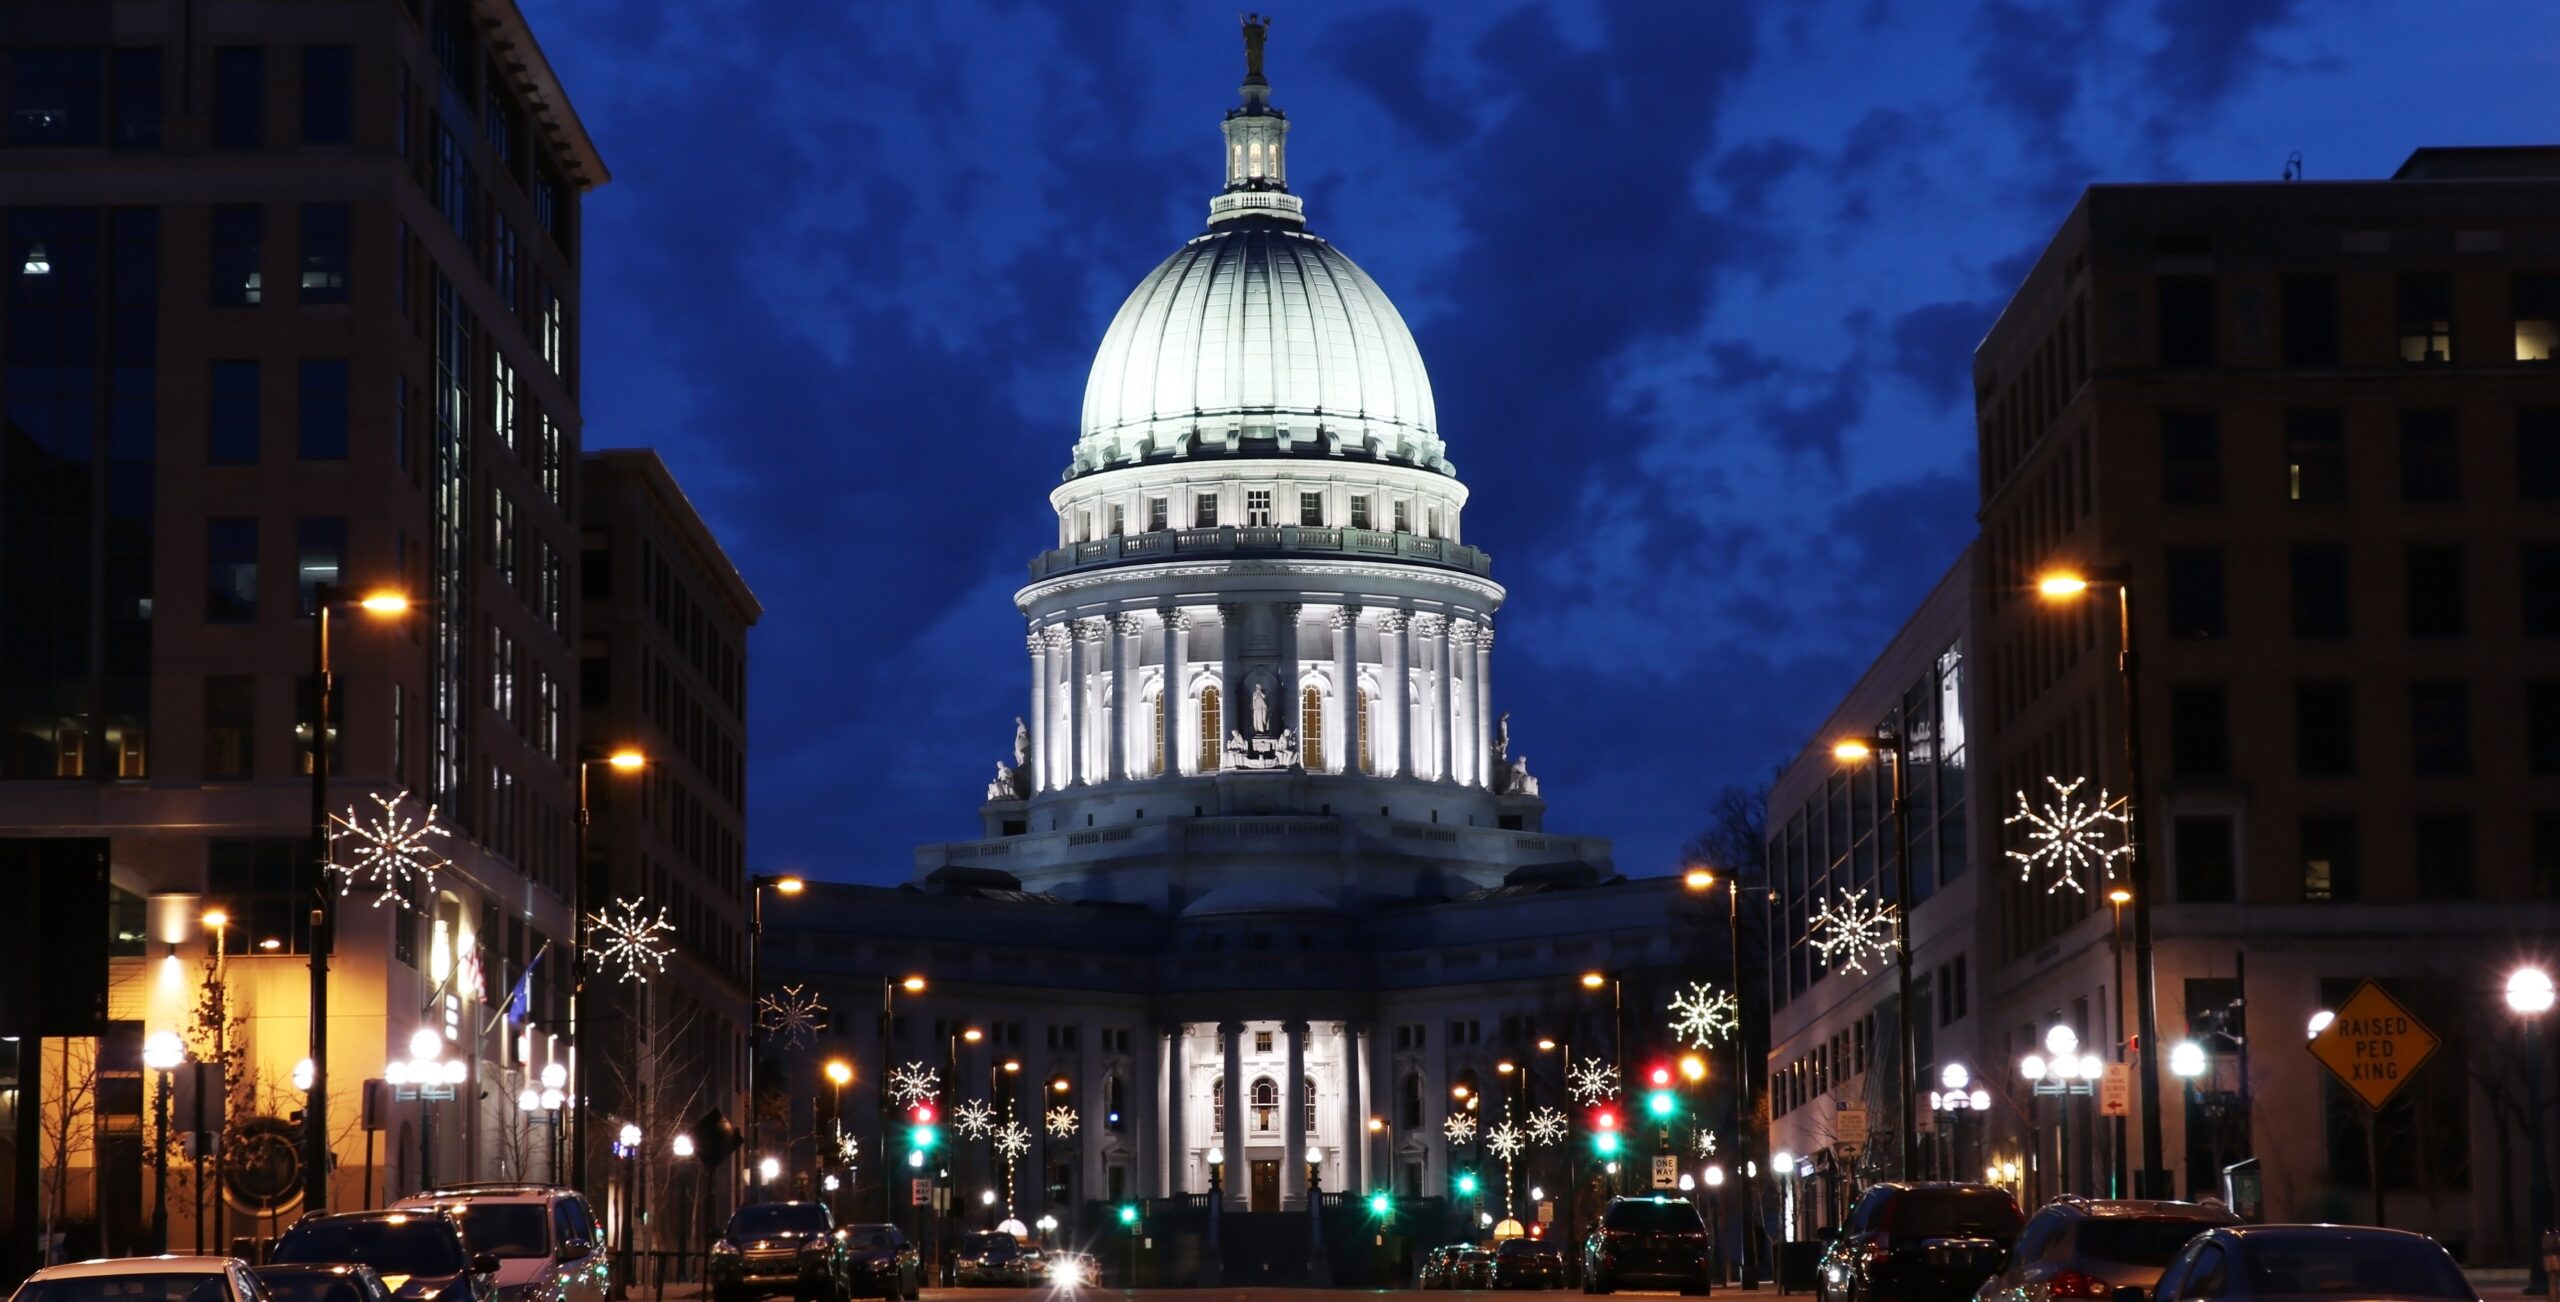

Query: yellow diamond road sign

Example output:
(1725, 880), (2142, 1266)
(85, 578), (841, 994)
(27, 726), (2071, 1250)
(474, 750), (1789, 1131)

(2307, 980), (2440, 1112)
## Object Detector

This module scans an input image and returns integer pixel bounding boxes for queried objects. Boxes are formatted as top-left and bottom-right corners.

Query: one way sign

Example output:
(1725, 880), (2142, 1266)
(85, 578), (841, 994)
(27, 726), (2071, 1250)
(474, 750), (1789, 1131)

(2306, 980), (2439, 1112)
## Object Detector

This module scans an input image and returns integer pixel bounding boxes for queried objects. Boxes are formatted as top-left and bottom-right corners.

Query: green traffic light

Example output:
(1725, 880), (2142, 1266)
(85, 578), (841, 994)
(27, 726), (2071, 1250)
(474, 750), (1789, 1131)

(1456, 1172), (1479, 1195)
(1368, 1192), (1392, 1216)
(1593, 1131), (1622, 1156)
(1117, 1204), (1139, 1226)
(1646, 1090), (1675, 1119)
(909, 1124), (939, 1151)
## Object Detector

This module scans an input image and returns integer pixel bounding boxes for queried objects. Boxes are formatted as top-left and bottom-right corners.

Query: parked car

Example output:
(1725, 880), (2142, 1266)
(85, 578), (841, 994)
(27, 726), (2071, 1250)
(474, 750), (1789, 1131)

(1815, 1183), (2021, 1302)
(396, 1183), (608, 1302)
(710, 1202), (855, 1302)
(2146, 1225), (2474, 1302)
(255, 1264), (396, 1302)
(1420, 1245), (1465, 1289)
(1582, 1195), (1714, 1295)
(1493, 1238), (1568, 1289)
(1453, 1249), (1496, 1289)
(834, 1223), (923, 1300)
(1975, 1199), (2239, 1302)
(271, 1209), (499, 1302)
(952, 1232), (1035, 1288)
(9, 1256), (265, 1302)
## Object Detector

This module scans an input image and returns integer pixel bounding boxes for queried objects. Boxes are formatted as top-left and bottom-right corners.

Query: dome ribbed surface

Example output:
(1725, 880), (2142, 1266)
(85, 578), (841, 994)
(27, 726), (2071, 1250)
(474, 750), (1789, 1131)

(1074, 226), (1443, 477)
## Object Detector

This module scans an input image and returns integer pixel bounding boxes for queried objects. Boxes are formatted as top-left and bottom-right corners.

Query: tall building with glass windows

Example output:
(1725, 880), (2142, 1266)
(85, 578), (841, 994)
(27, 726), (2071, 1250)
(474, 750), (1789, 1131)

(0, 0), (607, 1262)
(1970, 146), (2560, 1253)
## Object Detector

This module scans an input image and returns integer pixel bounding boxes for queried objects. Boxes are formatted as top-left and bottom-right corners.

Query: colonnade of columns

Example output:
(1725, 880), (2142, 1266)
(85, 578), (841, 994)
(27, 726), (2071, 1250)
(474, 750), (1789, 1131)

(1153, 1019), (1370, 1208)
(1021, 602), (1496, 793)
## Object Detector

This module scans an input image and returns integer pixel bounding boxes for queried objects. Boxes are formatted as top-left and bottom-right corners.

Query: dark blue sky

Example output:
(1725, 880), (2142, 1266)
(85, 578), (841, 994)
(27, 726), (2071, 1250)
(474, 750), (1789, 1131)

(527, 0), (2546, 884)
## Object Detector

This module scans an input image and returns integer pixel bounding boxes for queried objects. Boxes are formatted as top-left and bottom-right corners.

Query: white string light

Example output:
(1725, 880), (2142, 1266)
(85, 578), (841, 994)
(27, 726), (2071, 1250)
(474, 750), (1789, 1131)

(1809, 887), (1899, 976)
(328, 791), (451, 908)
(2004, 776), (2132, 895)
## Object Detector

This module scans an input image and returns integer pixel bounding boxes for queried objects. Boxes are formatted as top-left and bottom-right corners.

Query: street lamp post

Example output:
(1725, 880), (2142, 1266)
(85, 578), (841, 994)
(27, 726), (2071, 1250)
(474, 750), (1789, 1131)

(571, 747), (648, 1197)
(1682, 866), (1765, 1289)
(2035, 568), (2163, 1196)
(744, 873), (805, 1200)
(143, 1031), (184, 1252)
(824, 1059), (853, 1199)
(875, 975), (924, 1226)
(2506, 967), (2554, 1293)
(1833, 735), (1917, 1182)
(2106, 887), (2131, 1197)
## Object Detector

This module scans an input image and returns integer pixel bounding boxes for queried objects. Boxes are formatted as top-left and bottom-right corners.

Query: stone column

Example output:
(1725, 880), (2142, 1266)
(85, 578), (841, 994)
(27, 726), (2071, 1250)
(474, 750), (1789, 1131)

(1473, 623), (1495, 789)
(1109, 614), (1140, 780)
(1282, 1020), (1308, 1207)
(1329, 607), (1357, 774)
(1447, 622), (1475, 784)
(1161, 1027), (1186, 1194)
(1074, 620), (1107, 784)
(1341, 1025), (1367, 1193)
(1042, 627), (1071, 790)
(1276, 603), (1303, 762)
(1217, 604), (1248, 765)
(1158, 608), (1188, 778)
(1026, 630), (1049, 792)
(1219, 1021), (1246, 1207)
(1431, 616), (1456, 782)
(1379, 611), (1412, 778)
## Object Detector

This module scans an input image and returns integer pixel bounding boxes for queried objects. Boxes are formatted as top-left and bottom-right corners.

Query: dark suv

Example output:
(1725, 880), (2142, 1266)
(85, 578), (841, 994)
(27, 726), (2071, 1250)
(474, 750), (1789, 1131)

(1815, 1183), (2021, 1302)
(1582, 1195), (1714, 1295)
(271, 1210), (498, 1302)
(1975, 1199), (2238, 1302)
(710, 1202), (850, 1302)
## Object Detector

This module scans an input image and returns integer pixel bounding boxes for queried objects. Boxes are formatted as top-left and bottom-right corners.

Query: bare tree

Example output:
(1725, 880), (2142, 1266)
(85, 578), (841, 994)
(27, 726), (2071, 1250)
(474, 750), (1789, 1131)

(39, 1035), (101, 1253)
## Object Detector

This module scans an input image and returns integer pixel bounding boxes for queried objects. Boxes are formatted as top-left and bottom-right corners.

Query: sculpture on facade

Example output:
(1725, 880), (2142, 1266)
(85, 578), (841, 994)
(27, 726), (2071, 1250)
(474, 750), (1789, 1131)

(1223, 726), (1299, 771)
(1502, 755), (1541, 798)
(1495, 710), (1511, 764)
(986, 715), (1033, 801)
(1250, 683), (1271, 734)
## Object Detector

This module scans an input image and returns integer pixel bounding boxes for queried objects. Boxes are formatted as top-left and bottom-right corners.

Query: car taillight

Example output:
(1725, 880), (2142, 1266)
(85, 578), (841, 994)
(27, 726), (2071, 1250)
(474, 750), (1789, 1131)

(1864, 1242), (1892, 1267)
(2047, 1271), (2111, 1298)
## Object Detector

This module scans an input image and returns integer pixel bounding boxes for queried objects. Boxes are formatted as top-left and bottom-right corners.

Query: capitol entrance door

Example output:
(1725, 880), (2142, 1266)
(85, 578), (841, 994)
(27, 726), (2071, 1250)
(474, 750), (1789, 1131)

(1248, 1160), (1280, 1212)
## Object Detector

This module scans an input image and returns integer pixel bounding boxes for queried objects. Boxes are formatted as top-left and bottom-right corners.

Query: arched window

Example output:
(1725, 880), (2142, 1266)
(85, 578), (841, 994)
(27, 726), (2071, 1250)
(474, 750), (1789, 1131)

(1301, 686), (1325, 771)
(1150, 693), (1166, 776)
(1212, 1077), (1225, 1134)
(1250, 1077), (1279, 1132)
(1357, 690), (1373, 774)
(1198, 686), (1221, 773)
(1304, 1076), (1319, 1132)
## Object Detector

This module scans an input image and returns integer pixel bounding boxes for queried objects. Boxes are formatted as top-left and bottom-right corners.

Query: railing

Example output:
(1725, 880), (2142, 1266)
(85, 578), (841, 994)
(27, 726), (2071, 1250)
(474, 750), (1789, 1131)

(1028, 526), (1492, 580)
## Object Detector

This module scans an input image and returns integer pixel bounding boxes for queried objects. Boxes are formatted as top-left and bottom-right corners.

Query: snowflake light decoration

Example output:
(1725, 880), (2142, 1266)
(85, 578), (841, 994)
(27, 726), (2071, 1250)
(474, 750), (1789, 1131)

(836, 1130), (860, 1165)
(1045, 1105), (1079, 1139)
(1526, 1106), (1567, 1146)
(885, 1062), (941, 1110)
(2005, 776), (2132, 896)
(1667, 981), (1741, 1049)
(327, 791), (451, 909)
(1696, 1129), (1718, 1158)
(993, 1119), (1032, 1161)
(585, 897), (675, 983)
(1485, 1121), (1525, 1160)
(1810, 887), (1900, 976)
(1442, 1112), (1478, 1145)
(951, 1099), (997, 1140)
(1567, 1057), (1621, 1106)
(756, 984), (829, 1049)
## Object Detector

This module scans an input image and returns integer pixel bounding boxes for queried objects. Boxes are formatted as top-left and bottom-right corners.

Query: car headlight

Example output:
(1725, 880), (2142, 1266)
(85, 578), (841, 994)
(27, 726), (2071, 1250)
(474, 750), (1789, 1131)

(712, 1242), (741, 1257)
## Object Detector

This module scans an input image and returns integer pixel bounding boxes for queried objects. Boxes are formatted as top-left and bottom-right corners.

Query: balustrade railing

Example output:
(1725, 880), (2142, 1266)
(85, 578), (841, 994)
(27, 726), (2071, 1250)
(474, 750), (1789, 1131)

(1029, 525), (1488, 578)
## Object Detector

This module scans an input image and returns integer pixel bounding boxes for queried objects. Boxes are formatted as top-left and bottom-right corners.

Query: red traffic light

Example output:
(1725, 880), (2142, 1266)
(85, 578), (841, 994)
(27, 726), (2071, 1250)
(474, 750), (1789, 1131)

(1648, 1066), (1672, 1087)
(1594, 1109), (1618, 1130)
(913, 1103), (936, 1123)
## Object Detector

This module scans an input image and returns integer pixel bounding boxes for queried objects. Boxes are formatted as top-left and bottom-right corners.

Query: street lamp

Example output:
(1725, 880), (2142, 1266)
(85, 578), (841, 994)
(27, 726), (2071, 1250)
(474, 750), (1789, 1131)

(2507, 966), (2555, 1292)
(570, 744), (650, 1194)
(144, 1030), (185, 1251)
(304, 582), (413, 1213)
(1829, 735), (1919, 1182)
(744, 872), (806, 1191)
(1683, 862), (1765, 1287)
(2034, 565), (2163, 1195)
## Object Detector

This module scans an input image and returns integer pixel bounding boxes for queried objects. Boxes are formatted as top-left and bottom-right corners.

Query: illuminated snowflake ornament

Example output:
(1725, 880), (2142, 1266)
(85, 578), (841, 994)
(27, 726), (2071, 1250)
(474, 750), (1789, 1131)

(1485, 1121), (1524, 1160)
(1442, 1112), (1478, 1145)
(1667, 981), (1741, 1049)
(1045, 1105), (1079, 1139)
(756, 984), (829, 1049)
(2005, 776), (2132, 896)
(1568, 1057), (1621, 1106)
(1526, 1106), (1567, 1146)
(327, 791), (451, 908)
(1810, 887), (1900, 976)
(951, 1099), (997, 1140)
(585, 897), (675, 984)
(885, 1062), (941, 1110)
(836, 1130), (860, 1165)
(1696, 1130), (1719, 1158)
(993, 1119), (1032, 1161)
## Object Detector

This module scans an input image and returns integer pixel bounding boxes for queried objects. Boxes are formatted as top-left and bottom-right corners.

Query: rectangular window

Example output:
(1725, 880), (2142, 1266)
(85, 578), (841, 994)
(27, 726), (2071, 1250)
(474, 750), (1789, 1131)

(2517, 274), (2559, 362)
(1350, 494), (1372, 530)
(299, 45), (351, 145)
(1292, 491), (1320, 526)
(2299, 814), (2357, 902)
(490, 355), (516, 451)
(2521, 409), (2560, 500)
(1393, 499), (1410, 532)
(207, 517), (258, 621)
(2280, 273), (2339, 367)
(2412, 812), (2474, 899)
(204, 676), (255, 778)
(297, 358), (349, 459)
(109, 48), (160, 150)
(2524, 544), (2560, 637)
(209, 361), (260, 464)
(297, 203), (349, 304)
(2284, 409), (2346, 502)
(1108, 503), (1125, 536)
(2294, 682), (2355, 777)
(1194, 493), (1218, 529)
(2163, 546), (2226, 639)
(2169, 683), (2228, 777)
(2408, 680), (2471, 776)
(212, 46), (264, 150)
(2405, 544), (2465, 637)
(210, 205), (262, 307)
(2397, 274), (2453, 364)
(2156, 275), (2215, 367)
(2290, 545), (2350, 638)
(2159, 411), (2221, 504)
(7, 48), (104, 146)
(1245, 490), (1272, 526)
(2526, 680), (2560, 775)
(1147, 497), (1167, 531)
(295, 516), (344, 615)
(2398, 408), (2459, 502)
(2173, 815), (2237, 903)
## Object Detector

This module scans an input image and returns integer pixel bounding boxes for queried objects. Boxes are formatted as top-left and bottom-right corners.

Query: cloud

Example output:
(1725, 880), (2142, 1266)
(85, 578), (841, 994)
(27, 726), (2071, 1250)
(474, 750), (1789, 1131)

(1890, 298), (2003, 410)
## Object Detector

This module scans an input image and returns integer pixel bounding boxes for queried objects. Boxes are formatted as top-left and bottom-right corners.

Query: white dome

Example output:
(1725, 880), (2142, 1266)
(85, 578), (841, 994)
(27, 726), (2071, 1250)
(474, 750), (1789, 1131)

(1075, 227), (1443, 479)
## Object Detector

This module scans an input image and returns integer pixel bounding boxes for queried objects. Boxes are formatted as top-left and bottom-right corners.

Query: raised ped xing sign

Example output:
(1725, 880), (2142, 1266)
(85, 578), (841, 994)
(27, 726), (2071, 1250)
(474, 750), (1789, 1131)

(2306, 980), (2440, 1112)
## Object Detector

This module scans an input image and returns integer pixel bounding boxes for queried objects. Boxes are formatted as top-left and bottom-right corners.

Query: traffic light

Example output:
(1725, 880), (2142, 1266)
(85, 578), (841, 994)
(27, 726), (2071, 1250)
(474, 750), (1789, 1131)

(1455, 1169), (1480, 1196)
(906, 1103), (939, 1156)
(1368, 1191), (1393, 1217)
(1593, 1129), (1622, 1157)
(1645, 1089), (1676, 1120)
(1117, 1203), (1139, 1227)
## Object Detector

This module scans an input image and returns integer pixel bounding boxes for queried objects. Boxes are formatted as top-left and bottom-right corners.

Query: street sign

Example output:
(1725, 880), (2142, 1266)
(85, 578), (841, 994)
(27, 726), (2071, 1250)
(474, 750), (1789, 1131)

(1651, 1155), (1678, 1189)
(1834, 1102), (1868, 1152)
(1537, 1200), (1554, 1225)
(2307, 980), (2440, 1111)
(2099, 1063), (2131, 1117)
(911, 1178), (933, 1206)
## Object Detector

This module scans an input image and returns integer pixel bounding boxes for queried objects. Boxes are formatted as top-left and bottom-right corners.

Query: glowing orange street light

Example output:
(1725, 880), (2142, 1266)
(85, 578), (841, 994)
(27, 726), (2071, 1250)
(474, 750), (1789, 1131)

(1580, 972), (1606, 990)
(201, 909), (230, 930)
(1679, 1054), (1707, 1082)
(1452, 1084), (1472, 1100)
(901, 976), (927, 992)
(2108, 887), (2133, 905)
(1683, 867), (1715, 892)
(1052, 1077), (1072, 1093)
(1536, 1038), (1557, 1052)
(1831, 738), (1874, 764)
(1367, 1117), (1385, 1133)
(824, 1060), (854, 1086)
(357, 589), (413, 616)
(2036, 571), (2092, 600)
(1002, 1059), (1021, 1074)
(606, 747), (648, 772)
(772, 876), (806, 895)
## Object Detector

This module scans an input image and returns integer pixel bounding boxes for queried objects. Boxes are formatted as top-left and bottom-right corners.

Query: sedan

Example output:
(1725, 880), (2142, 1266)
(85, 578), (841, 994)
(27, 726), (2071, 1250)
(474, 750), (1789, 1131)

(272, 1210), (500, 1302)
(9, 1257), (265, 1302)
(255, 1265), (397, 1302)
(2146, 1225), (2474, 1302)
